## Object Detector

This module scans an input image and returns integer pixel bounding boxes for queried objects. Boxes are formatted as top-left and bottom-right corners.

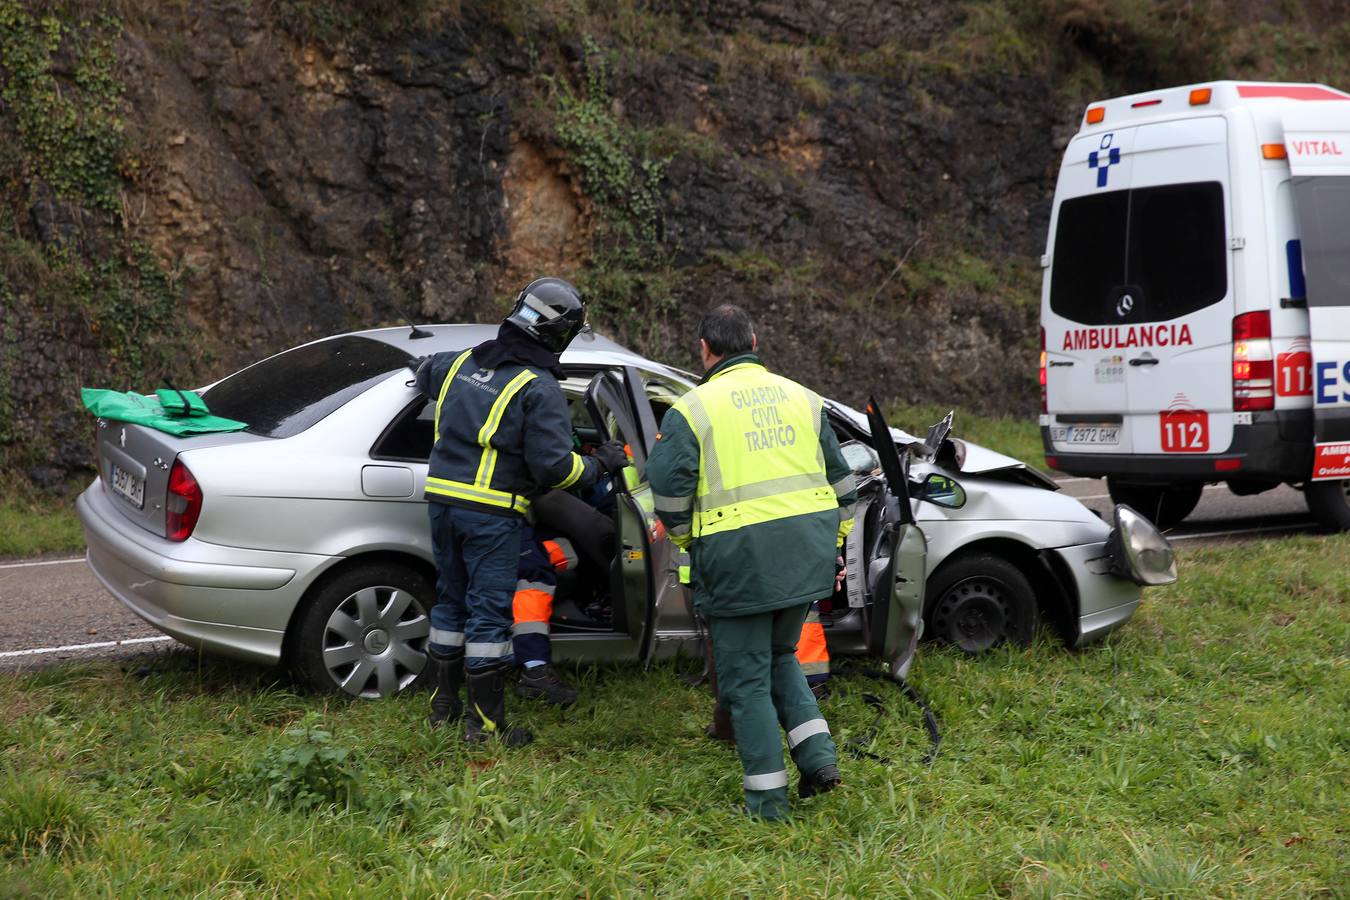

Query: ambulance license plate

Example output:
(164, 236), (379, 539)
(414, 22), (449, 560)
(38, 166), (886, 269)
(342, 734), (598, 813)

(1050, 425), (1120, 446)
(110, 463), (145, 508)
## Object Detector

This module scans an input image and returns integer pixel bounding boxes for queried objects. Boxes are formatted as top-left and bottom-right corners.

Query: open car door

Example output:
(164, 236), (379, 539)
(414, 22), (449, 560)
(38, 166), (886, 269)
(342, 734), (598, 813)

(583, 371), (659, 656)
(864, 399), (928, 682)
(1286, 108), (1350, 487)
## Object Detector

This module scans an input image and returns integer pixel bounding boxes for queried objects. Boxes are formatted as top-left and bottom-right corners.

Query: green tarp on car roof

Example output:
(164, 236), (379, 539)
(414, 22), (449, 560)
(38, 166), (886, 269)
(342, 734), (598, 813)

(81, 388), (248, 436)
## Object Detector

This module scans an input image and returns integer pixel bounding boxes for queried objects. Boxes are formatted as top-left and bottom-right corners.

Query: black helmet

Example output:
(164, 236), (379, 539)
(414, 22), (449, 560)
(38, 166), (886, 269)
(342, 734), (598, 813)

(504, 277), (588, 353)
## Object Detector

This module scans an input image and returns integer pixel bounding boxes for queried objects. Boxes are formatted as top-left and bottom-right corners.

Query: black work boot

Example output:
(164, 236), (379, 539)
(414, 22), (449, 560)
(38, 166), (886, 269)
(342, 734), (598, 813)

(515, 664), (578, 706)
(799, 763), (842, 799)
(427, 650), (464, 727)
(464, 664), (533, 747)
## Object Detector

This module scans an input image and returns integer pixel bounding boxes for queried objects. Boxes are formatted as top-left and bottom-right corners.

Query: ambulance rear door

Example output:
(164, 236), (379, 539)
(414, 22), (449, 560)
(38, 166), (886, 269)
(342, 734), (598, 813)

(1044, 116), (1235, 458)
(1285, 107), (1350, 480)
(1043, 126), (1138, 455)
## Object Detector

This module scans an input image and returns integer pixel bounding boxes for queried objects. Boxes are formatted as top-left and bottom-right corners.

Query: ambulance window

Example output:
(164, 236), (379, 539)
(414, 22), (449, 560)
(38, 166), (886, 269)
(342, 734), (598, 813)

(1128, 182), (1226, 320)
(1291, 176), (1350, 308)
(1049, 189), (1128, 324)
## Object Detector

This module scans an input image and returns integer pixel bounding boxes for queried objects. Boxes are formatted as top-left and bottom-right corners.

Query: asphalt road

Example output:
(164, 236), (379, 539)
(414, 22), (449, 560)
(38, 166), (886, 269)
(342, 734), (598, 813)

(0, 478), (1329, 673)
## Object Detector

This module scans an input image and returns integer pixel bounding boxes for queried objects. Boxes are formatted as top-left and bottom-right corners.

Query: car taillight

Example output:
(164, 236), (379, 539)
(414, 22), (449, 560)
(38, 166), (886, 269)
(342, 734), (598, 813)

(166, 460), (203, 541)
(1233, 312), (1274, 412)
(1039, 327), (1048, 414)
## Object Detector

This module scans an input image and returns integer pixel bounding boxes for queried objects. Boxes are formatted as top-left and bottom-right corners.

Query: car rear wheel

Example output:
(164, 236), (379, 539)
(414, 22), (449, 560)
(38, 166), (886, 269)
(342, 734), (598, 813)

(925, 554), (1038, 653)
(1305, 479), (1350, 531)
(1105, 478), (1203, 529)
(291, 562), (433, 699)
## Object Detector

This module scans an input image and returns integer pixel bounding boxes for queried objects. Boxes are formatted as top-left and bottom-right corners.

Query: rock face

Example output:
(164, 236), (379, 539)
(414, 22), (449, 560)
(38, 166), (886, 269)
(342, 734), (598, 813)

(0, 0), (1345, 483)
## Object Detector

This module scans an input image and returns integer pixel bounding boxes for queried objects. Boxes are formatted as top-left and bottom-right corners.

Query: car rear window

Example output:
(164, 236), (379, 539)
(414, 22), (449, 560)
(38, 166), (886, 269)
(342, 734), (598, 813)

(203, 336), (411, 438)
(1050, 181), (1226, 325)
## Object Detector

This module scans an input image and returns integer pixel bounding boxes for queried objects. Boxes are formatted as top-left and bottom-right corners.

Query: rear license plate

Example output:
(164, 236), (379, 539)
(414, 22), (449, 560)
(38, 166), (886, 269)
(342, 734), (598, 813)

(110, 463), (145, 508)
(1050, 425), (1120, 446)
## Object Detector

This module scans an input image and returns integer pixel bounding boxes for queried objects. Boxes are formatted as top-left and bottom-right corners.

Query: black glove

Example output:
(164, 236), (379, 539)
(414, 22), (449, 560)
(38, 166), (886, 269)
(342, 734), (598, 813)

(407, 355), (429, 374)
(592, 440), (629, 475)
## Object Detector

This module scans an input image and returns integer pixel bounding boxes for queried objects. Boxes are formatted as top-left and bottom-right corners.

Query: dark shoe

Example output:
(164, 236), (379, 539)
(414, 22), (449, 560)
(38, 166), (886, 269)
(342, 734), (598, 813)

(809, 679), (832, 703)
(799, 763), (842, 799)
(515, 664), (578, 706)
(704, 705), (736, 744)
(464, 664), (533, 747)
(427, 650), (464, 727)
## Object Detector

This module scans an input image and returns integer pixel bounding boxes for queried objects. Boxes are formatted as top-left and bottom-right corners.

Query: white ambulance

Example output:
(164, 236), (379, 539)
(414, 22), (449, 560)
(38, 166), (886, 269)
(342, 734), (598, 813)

(1040, 80), (1350, 530)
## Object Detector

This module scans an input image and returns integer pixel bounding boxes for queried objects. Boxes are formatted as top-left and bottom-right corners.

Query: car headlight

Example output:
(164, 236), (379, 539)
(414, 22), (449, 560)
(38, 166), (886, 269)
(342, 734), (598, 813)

(1105, 504), (1178, 586)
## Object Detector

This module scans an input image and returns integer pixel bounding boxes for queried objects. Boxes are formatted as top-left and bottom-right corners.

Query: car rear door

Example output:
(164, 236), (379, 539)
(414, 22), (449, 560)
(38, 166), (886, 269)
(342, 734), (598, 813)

(1285, 108), (1350, 481)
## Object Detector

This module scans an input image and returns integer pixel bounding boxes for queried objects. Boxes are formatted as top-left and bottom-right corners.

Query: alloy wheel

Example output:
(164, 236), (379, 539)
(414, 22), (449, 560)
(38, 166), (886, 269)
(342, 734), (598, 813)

(322, 585), (430, 698)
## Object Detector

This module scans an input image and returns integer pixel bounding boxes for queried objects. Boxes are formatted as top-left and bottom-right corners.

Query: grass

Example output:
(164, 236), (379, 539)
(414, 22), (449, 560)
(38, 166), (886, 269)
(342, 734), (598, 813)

(0, 488), (85, 558)
(1, 534), (1346, 895)
(891, 403), (1047, 471)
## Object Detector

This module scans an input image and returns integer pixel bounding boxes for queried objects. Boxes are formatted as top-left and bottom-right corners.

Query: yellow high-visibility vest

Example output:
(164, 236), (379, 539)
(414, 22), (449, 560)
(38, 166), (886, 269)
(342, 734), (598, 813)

(672, 362), (837, 539)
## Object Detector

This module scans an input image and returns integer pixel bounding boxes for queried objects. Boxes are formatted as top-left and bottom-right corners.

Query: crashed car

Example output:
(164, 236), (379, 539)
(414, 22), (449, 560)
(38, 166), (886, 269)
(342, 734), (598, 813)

(76, 325), (1177, 699)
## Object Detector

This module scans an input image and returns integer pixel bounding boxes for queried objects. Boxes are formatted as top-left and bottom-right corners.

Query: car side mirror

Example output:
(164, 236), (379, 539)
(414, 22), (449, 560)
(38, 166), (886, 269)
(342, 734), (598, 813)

(918, 473), (966, 509)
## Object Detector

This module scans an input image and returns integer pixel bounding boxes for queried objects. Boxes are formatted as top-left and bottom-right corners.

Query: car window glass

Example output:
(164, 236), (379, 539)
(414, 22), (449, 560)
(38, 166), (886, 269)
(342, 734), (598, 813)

(205, 336), (411, 438)
(371, 398), (434, 462)
(643, 372), (690, 424)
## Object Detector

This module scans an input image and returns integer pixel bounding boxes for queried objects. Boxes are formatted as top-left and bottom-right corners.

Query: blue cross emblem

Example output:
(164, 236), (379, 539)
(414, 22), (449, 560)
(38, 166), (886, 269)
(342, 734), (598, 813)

(1088, 134), (1121, 188)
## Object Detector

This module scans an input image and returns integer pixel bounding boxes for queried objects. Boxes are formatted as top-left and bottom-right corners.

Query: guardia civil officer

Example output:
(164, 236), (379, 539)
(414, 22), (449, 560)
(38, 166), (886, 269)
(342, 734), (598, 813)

(646, 304), (858, 819)
(415, 277), (628, 745)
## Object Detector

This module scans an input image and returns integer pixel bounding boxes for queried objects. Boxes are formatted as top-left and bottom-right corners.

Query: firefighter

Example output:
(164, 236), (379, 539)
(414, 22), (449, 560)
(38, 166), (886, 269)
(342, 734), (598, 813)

(415, 277), (628, 745)
(647, 304), (858, 820)
(512, 486), (618, 706)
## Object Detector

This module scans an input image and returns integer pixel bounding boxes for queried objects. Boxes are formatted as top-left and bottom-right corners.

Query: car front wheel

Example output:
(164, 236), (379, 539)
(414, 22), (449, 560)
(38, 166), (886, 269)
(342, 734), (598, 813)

(291, 562), (433, 699)
(1305, 479), (1350, 531)
(925, 554), (1038, 653)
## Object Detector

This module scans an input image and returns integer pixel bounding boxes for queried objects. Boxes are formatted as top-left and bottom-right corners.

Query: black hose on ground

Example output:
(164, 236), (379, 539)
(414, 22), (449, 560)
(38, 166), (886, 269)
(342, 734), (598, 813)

(838, 664), (942, 766)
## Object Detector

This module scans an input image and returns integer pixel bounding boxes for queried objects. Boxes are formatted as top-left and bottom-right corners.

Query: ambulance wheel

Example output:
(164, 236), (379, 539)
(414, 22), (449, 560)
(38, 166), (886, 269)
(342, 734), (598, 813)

(290, 562), (433, 699)
(1105, 479), (1202, 529)
(1305, 479), (1350, 531)
(925, 555), (1038, 654)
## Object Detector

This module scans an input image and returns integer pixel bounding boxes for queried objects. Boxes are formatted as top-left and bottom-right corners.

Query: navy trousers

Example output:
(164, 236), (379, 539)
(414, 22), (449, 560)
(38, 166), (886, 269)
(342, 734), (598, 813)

(427, 503), (520, 670)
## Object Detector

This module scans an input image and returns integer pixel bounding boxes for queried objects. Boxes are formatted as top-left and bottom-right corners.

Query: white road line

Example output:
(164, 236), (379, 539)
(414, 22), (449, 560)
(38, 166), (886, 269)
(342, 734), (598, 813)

(0, 556), (84, 571)
(1076, 493), (1111, 501)
(1169, 523), (1309, 541)
(0, 635), (172, 659)
(1053, 477), (1096, 484)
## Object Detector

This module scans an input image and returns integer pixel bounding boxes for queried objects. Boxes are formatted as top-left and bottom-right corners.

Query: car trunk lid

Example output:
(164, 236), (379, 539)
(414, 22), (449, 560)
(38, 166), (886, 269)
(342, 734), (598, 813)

(94, 421), (264, 538)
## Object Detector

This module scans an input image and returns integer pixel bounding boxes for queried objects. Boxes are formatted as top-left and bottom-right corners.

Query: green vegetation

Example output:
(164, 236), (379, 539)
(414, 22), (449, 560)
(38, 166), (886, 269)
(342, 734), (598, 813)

(0, 487), (83, 558)
(548, 35), (677, 356)
(2, 535), (1345, 894)
(0, 1), (128, 213)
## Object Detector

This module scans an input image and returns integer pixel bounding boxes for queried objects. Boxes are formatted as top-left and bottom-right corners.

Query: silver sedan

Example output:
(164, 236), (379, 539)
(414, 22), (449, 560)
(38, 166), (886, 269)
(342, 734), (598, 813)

(77, 325), (1176, 698)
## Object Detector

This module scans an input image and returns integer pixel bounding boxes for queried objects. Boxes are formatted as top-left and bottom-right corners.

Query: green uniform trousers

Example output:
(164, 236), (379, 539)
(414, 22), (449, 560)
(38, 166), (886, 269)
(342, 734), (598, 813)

(709, 602), (837, 819)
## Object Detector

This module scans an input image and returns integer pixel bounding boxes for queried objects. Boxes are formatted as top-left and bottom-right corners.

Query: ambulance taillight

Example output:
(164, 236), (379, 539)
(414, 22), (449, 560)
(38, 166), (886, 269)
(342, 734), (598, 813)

(1232, 312), (1275, 412)
(1039, 327), (1047, 414)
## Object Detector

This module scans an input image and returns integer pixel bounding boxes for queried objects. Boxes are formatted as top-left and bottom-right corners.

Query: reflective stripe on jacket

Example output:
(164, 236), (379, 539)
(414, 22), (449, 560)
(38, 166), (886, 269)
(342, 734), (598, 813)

(647, 353), (858, 617)
(415, 349), (600, 517)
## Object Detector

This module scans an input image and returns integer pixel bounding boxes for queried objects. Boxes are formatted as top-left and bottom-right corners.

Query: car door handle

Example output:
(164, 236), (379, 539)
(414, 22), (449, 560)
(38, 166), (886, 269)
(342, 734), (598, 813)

(1129, 357), (1160, 367)
(1048, 361), (1074, 367)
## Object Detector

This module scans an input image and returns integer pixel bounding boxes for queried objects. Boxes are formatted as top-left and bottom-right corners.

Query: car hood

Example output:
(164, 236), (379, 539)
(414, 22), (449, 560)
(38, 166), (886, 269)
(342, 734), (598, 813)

(824, 400), (1059, 490)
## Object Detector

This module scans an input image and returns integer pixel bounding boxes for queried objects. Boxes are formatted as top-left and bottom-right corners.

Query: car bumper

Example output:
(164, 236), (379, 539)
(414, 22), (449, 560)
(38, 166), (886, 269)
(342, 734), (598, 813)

(77, 482), (330, 666)
(1046, 541), (1142, 648)
(1043, 410), (1314, 483)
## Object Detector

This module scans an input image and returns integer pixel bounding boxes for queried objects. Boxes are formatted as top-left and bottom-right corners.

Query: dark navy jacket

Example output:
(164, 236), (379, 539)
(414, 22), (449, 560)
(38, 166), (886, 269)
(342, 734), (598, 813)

(415, 349), (600, 517)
